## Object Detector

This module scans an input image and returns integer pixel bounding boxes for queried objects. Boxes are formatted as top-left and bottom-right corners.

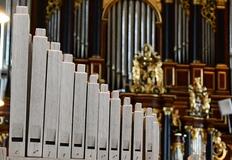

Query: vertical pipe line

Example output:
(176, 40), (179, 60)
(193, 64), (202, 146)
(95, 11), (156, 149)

(80, 1), (86, 58)
(177, 3), (182, 63)
(57, 10), (60, 42)
(107, 9), (112, 88)
(146, 5), (151, 44)
(116, 1), (122, 89)
(151, 10), (156, 51)
(73, 9), (77, 57)
(128, 0), (134, 86)
(182, 9), (186, 63)
(174, 0), (178, 62)
(141, 2), (145, 49)
(111, 5), (116, 89)
(134, 0), (140, 53)
(76, 7), (81, 57)
(84, 0), (89, 58)
(121, 0), (128, 89)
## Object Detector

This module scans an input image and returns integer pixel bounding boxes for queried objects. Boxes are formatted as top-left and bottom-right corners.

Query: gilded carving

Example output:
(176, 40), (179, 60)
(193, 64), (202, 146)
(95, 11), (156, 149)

(213, 130), (227, 160)
(130, 44), (165, 94)
(172, 109), (182, 132)
(46, 0), (62, 22)
(0, 133), (8, 145)
(181, 0), (190, 16)
(191, 128), (206, 143)
(188, 77), (211, 118)
(74, 0), (83, 10)
(201, 0), (216, 32)
(216, 0), (227, 9)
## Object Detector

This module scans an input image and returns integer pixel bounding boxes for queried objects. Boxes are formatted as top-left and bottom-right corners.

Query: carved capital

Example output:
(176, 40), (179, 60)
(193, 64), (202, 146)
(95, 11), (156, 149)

(163, 107), (173, 115)
(216, 0), (227, 9)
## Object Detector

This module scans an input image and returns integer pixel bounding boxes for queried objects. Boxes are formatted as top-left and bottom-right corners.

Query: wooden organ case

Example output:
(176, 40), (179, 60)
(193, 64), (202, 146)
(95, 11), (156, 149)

(0, 0), (231, 160)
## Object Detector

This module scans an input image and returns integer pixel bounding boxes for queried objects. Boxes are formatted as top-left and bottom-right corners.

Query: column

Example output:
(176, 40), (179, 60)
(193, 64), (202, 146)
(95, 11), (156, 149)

(215, 0), (228, 64)
(162, 0), (175, 61)
(206, 128), (214, 160)
(162, 107), (173, 160)
(189, 0), (202, 62)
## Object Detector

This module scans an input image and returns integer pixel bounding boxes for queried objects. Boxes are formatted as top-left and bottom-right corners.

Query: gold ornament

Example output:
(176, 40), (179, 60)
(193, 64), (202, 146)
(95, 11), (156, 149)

(130, 44), (165, 94)
(181, 0), (190, 16)
(46, 0), (62, 22)
(213, 130), (227, 160)
(201, 0), (217, 32)
(188, 77), (211, 118)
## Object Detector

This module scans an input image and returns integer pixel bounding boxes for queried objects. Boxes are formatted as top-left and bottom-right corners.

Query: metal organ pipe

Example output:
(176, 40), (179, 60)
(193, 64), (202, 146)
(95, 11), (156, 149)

(84, 0), (89, 58)
(111, 5), (116, 89)
(174, 0), (191, 64)
(174, 0), (178, 63)
(116, 1), (122, 88)
(177, 2), (182, 63)
(128, 1), (134, 85)
(182, 10), (186, 63)
(151, 10), (156, 50)
(146, 6), (151, 44)
(141, 2), (146, 50)
(80, 1), (86, 58)
(134, 1), (141, 54)
(73, 8), (78, 57)
(107, 10), (111, 89)
(76, 7), (81, 58)
(106, 0), (158, 89)
(121, 0), (128, 89)
(46, 1), (61, 43)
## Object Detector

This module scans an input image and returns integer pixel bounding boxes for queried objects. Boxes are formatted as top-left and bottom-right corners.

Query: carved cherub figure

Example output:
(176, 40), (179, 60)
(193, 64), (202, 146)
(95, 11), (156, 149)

(130, 44), (165, 94)
(188, 77), (211, 117)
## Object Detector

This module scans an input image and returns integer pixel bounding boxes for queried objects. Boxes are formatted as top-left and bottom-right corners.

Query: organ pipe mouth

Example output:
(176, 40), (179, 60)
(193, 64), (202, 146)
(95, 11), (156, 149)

(0, 12), (9, 24)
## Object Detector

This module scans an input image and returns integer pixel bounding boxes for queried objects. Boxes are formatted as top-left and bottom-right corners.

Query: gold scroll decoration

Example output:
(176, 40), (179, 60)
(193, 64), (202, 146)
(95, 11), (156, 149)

(216, 0), (227, 9)
(130, 44), (165, 94)
(46, 0), (62, 22)
(188, 77), (211, 118)
(74, 0), (83, 10)
(181, 0), (190, 16)
(213, 130), (227, 160)
(102, 0), (162, 23)
(201, 0), (216, 32)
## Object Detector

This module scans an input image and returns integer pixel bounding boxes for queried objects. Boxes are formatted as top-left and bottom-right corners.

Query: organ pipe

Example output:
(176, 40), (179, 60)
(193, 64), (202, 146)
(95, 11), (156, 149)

(106, 0), (158, 90)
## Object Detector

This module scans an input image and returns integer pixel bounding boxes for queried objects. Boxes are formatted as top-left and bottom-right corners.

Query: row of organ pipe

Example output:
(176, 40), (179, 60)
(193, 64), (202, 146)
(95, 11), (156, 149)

(174, 0), (215, 65)
(174, 0), (189, 64)
(202, 19), (215, 66)
(47, 9), (60, 42)
(73, 0), (89, 58)
(8, 7), (161, 160)
(106, 0), (157, 90)
(46, 0), (61, 42)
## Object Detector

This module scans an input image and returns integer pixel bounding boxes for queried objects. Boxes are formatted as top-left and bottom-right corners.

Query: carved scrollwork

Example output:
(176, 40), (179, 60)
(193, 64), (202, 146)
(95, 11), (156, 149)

(74, 0), (83, 10)
(181, 0), (190, 16)
(0, 132), (8, 146)
(201, 0), (217, 32)
(213, 130), (227, 160)
(46, 0), (62, 22)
